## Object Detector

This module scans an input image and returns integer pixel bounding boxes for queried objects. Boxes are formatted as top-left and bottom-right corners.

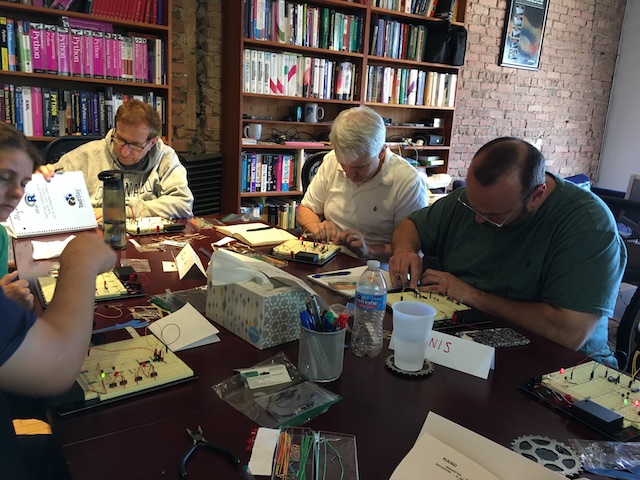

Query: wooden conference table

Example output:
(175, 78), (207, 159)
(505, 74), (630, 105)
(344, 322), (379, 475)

(14, 224), (603, 480)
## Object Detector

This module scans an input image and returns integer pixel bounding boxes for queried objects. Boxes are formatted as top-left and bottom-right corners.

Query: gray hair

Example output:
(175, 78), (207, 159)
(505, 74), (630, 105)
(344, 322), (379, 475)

(329, 106), (386, 165)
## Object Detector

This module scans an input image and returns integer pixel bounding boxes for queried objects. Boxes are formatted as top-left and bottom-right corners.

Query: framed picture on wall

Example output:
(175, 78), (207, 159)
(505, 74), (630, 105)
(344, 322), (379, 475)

(499, 0), (549, 70)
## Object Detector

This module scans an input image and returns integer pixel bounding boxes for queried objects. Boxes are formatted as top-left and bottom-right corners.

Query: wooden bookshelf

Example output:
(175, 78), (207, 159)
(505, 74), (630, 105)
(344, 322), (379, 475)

(221, 0), (466, 214)
(0, 0), (172, 142)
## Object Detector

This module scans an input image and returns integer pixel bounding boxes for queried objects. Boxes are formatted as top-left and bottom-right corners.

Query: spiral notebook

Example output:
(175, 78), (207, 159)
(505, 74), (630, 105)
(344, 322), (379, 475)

(8, 172), (98, 238)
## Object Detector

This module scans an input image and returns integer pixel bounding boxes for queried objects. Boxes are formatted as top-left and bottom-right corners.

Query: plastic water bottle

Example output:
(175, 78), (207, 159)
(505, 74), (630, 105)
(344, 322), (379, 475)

(352, 260), (387, 357)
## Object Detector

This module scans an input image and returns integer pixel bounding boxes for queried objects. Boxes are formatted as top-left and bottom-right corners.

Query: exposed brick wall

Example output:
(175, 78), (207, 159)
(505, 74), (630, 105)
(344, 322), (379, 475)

(451, 0), (626, 181)
(171, 0), (222, 155)
(170, 0), (625, 182)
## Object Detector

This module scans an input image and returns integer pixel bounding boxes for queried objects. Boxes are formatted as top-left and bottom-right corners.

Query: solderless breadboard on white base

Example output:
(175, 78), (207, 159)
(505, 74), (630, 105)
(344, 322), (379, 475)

(542, 360), (640, 429)
(77, 336), (194, 402)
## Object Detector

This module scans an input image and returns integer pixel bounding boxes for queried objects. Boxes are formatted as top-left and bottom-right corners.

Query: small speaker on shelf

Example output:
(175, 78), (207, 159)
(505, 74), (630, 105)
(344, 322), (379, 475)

(427, 135), (445, 146)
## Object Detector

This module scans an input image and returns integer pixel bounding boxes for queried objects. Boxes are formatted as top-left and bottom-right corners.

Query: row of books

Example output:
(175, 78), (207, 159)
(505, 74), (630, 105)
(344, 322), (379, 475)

(372, 0), (458, 20)
(9, 0), (166, 26)
(0, 17), (166, 85)
(365, 67), (457, 107)
(241, 152), (298, 194)
(0, 84), (165, 137)
(240, 198), (298, 231)
(244, 49), (357, 101)
(244, 0), (363, 53)
(370, 17), (429, 62)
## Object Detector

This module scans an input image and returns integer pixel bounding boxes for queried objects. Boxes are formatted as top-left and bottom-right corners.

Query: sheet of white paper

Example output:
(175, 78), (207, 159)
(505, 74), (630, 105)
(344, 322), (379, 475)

(162, 261), (177, 272)
(148, 303), (220, 352)
(391, 431), (500, 479)
(213, 236), (235, 246)
(31, 235), (75, 260)
(248, 427), (280, 476)
(414, 412), (564, 480)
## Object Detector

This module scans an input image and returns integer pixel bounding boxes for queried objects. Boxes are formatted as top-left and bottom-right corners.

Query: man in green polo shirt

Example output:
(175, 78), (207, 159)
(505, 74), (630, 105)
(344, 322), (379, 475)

(390, 137), (626, 366)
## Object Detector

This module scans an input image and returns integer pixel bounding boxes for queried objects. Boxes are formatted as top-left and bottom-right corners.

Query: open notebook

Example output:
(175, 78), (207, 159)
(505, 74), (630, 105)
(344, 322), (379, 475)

(215, 222), (296, 247)
(8, 172), (97, 238)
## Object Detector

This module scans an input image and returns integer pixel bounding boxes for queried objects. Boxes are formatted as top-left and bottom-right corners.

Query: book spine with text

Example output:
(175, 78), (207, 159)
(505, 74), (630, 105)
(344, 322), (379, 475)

(70, 29), (83, 77)
(31, 86), (43, 137)
(56, 26), (70, 76)
(30, 22), (45, 73)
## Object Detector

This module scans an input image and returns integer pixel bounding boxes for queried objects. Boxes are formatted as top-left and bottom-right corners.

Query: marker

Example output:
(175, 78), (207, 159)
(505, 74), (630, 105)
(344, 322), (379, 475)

(312, 271), (350, 278)
(246, 226), (272, 232)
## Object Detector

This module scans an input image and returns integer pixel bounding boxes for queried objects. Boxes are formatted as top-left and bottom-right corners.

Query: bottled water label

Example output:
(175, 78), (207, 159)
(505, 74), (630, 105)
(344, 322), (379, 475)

(355, 292), (386, 310)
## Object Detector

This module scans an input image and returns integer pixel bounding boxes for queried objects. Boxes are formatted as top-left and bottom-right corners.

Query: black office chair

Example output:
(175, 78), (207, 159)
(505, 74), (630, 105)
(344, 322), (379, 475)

(302, 151), (329, 192)
(615, 288), (640, 372)
(43, 135), (103, 164)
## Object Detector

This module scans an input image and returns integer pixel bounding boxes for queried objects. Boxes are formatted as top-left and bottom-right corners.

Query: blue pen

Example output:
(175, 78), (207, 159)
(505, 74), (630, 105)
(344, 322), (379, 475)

(312, 271), (350, 278)
(300, 310), (314, 330)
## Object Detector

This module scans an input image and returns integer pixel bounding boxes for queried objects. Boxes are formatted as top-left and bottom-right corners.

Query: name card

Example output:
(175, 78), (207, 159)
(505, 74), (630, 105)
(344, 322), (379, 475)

(425, 331), (495, 379)
(176, 243), (207, 279)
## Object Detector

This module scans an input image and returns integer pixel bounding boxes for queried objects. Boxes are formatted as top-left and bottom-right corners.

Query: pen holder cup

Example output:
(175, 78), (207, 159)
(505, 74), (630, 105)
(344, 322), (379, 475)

(298, 326), (346, 382)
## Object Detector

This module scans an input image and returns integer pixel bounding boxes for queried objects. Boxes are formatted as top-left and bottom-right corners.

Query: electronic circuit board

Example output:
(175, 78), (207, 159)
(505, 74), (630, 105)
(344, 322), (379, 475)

(51, 336), (195, 415)
(37, 271), (138, 307)
(542, 361), (640, 429)
(271, 239), (341, 265)
(386, 291), (471, 322)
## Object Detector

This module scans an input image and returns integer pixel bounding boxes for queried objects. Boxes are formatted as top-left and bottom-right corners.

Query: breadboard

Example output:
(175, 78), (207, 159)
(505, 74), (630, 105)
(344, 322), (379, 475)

(386, 291), (470, 321)
(38, 271), (129, 307)
(272, 239), (340, 265)
(77, 336), (194, 402)
(542, 361), (640, 429)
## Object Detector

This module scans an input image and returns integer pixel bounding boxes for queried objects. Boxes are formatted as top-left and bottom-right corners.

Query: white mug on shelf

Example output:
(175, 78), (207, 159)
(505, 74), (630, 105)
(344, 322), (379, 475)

(304, 103), (325, 123)
(243, 123), (262, 140)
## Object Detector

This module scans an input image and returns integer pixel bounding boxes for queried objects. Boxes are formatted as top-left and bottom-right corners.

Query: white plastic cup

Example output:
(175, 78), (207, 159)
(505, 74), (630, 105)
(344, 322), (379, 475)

(392, 301), (437, 372)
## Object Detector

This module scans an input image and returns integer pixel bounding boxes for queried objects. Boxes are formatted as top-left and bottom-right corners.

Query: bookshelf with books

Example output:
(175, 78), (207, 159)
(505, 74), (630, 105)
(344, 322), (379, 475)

(222, 0), (467, 215)
(0, 1), (172, 142)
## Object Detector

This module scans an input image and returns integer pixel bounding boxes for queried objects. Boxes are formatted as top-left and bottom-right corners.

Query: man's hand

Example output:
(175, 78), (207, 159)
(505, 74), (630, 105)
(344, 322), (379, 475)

(309, 220), (341, 242)
(35, 164), (57, 181)
(0, 271), (34, 310)
(335, 229), (369, 258)
(389, 251), (423, 289)
(420, 268), (476, 304)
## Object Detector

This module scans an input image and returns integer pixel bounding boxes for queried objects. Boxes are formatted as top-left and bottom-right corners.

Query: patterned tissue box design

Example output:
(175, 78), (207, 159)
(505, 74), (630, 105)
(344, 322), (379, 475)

(206, 278), (307, 350)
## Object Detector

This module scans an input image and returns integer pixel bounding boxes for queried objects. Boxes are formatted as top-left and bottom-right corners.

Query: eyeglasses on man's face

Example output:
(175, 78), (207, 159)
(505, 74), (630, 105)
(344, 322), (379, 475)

(110, 135), (152, 152)
(457, 192), (522, 228)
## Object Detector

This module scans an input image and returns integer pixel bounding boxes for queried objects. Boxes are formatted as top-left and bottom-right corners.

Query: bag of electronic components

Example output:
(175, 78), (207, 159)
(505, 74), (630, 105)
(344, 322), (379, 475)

(212, 352), (341, 428)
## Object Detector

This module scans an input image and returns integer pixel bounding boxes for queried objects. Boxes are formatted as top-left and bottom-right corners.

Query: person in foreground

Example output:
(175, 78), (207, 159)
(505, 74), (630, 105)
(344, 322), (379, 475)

(0, 124), (117, 479)
(389, 137), (626, 366)
(297, 106), (428, 260)
(37, 99), (193, 221)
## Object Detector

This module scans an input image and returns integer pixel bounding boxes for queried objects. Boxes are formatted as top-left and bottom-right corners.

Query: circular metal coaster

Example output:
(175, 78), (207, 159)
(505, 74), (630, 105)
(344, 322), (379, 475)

(384, 354), (435, 377)
(512, 435), (581, 477)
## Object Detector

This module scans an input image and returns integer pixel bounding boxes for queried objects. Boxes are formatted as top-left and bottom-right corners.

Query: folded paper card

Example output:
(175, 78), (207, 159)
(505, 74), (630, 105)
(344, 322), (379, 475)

(148, 303), (220, 352)
(391, 412), (564, 479)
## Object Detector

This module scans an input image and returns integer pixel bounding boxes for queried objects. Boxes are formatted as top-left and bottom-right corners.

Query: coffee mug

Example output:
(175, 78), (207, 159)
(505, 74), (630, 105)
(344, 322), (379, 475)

(304, 103), (325, 123)
(243, 123), (262, 140)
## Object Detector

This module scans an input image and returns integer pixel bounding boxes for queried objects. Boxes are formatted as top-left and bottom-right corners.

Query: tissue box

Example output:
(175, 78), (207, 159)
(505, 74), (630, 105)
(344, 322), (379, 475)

(206, 278), (307, 350)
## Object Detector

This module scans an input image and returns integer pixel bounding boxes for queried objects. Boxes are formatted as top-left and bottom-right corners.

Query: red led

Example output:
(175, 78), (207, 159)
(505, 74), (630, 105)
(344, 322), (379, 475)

(635, 400), (640, 407)
(559, 368), (565, 374)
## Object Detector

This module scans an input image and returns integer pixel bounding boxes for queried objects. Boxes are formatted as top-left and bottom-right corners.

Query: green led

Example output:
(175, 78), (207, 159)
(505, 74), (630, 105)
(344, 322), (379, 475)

(101, 372), (106, 378)
(624, 398), (629, 406)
